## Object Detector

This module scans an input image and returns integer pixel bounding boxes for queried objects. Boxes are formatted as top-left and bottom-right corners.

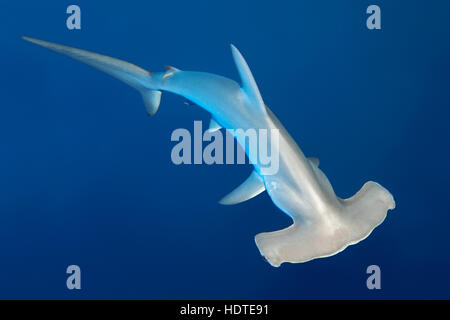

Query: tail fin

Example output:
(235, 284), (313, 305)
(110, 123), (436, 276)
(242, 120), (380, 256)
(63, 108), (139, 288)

(255, 181), (395, 267)
(22, 36), (161, 116)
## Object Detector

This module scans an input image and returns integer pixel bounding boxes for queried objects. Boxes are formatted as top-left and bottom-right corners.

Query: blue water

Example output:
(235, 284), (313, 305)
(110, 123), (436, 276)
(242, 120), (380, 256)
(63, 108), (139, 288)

(1, 0), (449, 299)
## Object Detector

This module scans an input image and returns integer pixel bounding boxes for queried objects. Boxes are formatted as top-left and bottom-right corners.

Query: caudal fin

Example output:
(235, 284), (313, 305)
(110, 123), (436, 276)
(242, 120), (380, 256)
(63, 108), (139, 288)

(22, 36), (161, 116)
(255, 181), (395, 267)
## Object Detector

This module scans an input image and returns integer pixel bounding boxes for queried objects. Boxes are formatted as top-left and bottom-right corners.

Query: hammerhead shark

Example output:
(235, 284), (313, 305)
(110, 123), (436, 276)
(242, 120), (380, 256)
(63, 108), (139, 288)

(23, 36), (395, 267)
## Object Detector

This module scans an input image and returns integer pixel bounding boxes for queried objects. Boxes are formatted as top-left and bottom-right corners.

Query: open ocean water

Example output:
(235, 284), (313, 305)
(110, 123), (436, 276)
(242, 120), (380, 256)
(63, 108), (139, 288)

(0, 0), (449, 299)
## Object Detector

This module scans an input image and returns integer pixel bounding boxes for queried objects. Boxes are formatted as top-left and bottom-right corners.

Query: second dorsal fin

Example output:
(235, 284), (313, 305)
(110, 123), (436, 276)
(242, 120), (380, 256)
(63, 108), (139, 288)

(162, 65), (180, 81)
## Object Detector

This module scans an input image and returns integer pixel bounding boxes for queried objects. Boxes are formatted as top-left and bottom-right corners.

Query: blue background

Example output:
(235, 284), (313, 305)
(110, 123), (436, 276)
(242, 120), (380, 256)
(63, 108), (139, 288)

(1, 0), (449, 299)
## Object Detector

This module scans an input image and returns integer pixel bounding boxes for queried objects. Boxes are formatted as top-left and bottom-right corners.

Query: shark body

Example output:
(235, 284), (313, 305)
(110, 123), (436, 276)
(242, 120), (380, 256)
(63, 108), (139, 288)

(23, 36), (395, 267)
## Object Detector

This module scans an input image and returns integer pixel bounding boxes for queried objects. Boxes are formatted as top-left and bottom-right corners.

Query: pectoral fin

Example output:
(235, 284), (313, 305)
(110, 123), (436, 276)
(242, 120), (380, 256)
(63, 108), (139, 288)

(208, 118), (222, 132)
(308, 157), (320, 167)
(219, 171), (265, 205)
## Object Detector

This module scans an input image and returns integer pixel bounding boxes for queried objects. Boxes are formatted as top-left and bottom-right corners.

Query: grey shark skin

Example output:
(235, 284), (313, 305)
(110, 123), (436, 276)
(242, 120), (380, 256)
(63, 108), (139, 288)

(22, 36), (395, 267)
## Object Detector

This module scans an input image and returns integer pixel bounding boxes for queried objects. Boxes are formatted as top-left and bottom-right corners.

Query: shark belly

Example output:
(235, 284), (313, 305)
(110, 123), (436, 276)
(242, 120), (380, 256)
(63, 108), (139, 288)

(162, 72), (348, 240)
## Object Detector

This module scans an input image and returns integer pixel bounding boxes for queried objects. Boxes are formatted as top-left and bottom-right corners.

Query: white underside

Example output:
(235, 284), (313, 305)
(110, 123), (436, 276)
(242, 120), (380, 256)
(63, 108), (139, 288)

(255, 181), (396, 267)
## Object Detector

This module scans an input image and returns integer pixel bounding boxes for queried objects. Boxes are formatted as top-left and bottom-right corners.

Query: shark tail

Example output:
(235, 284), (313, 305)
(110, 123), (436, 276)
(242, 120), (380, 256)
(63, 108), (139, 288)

(255, 181), (395, 267)
(22, 36), (161, 116)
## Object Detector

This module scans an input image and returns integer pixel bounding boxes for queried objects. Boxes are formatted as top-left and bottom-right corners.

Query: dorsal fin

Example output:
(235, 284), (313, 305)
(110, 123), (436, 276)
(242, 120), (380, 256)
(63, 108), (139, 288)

(230, 44), (266, 114)
(219, 170), (265, 205)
